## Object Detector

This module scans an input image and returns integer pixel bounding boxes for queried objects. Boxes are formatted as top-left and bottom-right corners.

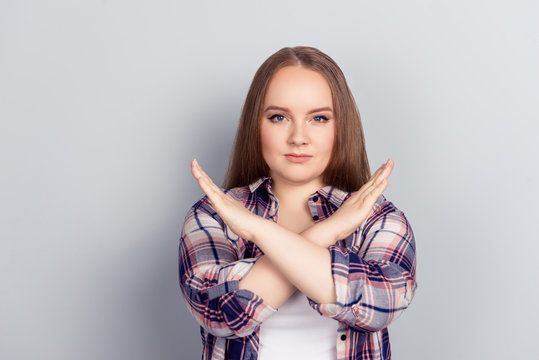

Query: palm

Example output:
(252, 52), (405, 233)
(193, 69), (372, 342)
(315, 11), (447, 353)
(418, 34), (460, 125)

(190, 159), (260, 240)
(330, 159), (394, 240)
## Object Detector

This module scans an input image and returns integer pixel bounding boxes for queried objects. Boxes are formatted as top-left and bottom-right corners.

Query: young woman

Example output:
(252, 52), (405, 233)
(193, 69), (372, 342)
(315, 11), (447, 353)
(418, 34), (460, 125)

(179, 46), (417, 360)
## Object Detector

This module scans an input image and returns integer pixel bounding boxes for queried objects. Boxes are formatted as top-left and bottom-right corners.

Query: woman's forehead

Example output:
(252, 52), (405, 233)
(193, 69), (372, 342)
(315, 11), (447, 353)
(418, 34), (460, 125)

(263, 66), (333, 111)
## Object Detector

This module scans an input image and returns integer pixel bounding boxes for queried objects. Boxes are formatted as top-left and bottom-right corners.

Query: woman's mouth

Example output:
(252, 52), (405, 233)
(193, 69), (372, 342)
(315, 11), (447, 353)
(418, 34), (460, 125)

(284, 153), (312, 163)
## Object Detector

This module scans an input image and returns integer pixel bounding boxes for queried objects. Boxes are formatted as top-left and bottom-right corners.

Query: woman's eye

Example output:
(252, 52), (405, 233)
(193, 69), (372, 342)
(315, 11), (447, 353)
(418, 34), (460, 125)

(269, 114), (286, 122)
(312, 115), (329, 122)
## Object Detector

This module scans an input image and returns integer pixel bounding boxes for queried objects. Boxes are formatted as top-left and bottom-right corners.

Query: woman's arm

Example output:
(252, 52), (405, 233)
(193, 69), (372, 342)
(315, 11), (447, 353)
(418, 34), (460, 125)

(240, 194), (417, 332)
(191, 159), (393, 305)
(248, 219), (338, 304)
(308, 203), (417, 332)
(237, 192), (364, 308)
(237, 198), (374, 308)
(179, 202), (277, 338)
(238, 255), (297, 309)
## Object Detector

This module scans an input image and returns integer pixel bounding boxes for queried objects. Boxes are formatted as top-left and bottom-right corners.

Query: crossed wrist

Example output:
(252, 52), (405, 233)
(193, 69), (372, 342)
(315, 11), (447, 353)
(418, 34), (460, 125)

(302, 218), (339, 247)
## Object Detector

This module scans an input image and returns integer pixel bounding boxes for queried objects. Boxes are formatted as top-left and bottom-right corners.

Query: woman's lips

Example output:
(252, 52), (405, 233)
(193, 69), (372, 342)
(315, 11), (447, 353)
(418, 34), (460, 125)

(285, 154), (312, 163)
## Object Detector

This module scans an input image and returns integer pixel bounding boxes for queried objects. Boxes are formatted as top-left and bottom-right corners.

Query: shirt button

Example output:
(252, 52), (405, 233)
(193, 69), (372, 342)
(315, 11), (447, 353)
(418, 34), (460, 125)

(340, 334), (347, 341)
(312, 215), (319, 221)
(312, 196), (319, 202)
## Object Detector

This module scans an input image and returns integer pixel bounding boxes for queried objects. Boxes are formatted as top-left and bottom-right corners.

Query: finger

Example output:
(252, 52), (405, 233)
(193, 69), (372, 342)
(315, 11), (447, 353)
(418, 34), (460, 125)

(191, 159), (209, 181)
(364, 178), (388, 204)
(192, 159), (218, 190)
(190, 158), (205, 181)
(191, 159), (207, 180)
(361, 176), (388, 203)
(374, 159), (393, 182)
(373, 159), (393, 186)
(368, 162), (392, 194)
(191, 161), (213, 194)
(355, 159), (393, 198)
(191, 159), (224, 198)
(370, 159), (392, 183)
(357, 180), (380, 200)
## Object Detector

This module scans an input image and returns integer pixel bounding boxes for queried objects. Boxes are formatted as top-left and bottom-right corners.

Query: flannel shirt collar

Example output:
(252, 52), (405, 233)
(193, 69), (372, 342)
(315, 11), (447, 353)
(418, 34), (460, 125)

(248, 176), (351, 208)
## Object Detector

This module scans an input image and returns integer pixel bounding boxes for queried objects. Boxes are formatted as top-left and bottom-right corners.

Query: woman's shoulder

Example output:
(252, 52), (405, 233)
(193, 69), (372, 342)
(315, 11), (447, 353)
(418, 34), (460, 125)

(224, 184), (253, 202)
(366, 194), (413, 231)
(372, 194), (400, 215)
(364, 195), (411, 233)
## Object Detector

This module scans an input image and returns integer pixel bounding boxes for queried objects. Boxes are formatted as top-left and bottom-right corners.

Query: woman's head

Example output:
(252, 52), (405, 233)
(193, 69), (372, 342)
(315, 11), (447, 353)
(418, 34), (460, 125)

(224, 46), (371, 192)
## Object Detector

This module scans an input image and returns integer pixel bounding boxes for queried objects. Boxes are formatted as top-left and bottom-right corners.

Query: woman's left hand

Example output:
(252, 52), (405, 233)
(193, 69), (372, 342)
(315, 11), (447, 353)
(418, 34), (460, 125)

(190, 159), (262, 241)
(321, 159), (394, 243)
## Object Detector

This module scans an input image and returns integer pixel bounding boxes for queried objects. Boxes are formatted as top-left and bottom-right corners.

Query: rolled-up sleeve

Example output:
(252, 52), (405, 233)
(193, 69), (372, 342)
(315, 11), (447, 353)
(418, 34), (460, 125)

(308, 200), (417, 332)
(179, 198), (277, 338)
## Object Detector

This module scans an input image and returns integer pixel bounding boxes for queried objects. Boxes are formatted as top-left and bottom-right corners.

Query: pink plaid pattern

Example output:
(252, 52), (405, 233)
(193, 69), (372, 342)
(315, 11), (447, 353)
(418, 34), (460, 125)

(179, 177), (417, 359)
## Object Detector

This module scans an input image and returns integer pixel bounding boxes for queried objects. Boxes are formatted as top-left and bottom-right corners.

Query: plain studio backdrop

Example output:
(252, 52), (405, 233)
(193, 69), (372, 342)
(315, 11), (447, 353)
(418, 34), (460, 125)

(2, 1), (538, 359)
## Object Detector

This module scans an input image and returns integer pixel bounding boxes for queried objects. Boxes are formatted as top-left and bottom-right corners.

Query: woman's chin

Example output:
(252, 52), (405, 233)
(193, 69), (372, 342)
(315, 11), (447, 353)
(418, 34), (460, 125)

(270, 172), (324, 187)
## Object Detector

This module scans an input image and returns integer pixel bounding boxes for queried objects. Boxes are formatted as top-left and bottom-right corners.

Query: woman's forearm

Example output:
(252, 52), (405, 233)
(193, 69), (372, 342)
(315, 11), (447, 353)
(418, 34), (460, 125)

(300, 218), (338, 248)
(239, 219), (339, 308)
(251, 218), (337, 305)
(238, 255), (297, 309)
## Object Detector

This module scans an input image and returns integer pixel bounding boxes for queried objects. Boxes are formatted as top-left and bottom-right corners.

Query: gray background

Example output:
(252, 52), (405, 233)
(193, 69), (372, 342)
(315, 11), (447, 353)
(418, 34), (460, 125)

(2, 0), (538, 359)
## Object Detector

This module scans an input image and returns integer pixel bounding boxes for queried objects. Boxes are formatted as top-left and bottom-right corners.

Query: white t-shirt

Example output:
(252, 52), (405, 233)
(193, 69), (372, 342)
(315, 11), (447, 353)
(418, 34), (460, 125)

(258, 290), (338, 360)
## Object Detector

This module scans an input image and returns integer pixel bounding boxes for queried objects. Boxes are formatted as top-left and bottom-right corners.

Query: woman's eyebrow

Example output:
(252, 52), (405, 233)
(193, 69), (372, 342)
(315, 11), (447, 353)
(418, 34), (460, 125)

(263, 105), (291, 113)
(263, 105), (333, 114)
(306, 107), (333, 115)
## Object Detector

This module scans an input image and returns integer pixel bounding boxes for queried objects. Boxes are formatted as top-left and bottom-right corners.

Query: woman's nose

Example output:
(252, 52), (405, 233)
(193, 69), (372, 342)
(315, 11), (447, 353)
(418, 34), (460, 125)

(288, 121), (308, 145)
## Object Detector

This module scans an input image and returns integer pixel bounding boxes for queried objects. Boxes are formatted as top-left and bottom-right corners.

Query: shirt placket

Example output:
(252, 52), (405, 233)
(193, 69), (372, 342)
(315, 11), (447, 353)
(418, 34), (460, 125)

(307, 193), (322, 222)
(266, 187), (279, 223)
(307, 192), (348, 360)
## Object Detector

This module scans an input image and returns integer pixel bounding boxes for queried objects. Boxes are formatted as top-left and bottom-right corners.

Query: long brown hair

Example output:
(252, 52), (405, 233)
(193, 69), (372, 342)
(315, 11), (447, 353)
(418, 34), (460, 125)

(223, 46), (371, 193)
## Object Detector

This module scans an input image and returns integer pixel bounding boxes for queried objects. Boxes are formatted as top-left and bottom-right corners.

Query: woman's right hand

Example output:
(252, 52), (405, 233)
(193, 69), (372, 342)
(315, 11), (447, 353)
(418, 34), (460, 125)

(190, 159), (266, 241)
(325, 159), (394, 242)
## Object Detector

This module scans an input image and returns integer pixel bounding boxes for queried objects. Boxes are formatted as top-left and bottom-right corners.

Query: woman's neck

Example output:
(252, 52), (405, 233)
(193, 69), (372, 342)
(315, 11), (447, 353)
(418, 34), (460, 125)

(270, 177), (325, 207)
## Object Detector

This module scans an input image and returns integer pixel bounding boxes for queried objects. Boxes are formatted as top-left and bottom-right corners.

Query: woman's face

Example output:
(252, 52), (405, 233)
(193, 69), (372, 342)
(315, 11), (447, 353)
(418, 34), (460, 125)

(260, 65), (335, 188)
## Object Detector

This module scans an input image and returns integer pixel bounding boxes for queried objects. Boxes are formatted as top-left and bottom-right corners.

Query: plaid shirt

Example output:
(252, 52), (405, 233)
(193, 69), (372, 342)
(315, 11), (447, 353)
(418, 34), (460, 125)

(179, 176), (417, 360)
